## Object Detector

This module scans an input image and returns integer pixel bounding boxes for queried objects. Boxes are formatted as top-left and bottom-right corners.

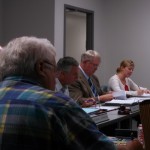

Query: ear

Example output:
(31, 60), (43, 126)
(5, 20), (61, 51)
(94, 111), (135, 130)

(35, 60), (46, 77)
(60, 71), (66, 76)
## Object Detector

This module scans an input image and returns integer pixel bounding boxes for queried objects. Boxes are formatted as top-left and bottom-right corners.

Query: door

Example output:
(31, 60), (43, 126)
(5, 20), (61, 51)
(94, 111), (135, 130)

(64, 5), (94, 62)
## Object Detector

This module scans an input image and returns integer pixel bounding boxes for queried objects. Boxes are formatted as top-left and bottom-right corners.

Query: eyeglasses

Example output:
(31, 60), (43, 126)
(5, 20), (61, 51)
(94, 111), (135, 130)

(89, 62), (100, 68)
(44, 60), (56, 71)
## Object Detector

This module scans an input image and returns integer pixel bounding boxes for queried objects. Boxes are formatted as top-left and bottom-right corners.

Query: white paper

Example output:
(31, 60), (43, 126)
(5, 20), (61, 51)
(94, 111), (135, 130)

(105, 99), (138, 105)
(105, 97), (150, 106)
(141, 93), (150, 97)
(82, 106), (118, 114)
(112, 91), (127, 100)
(94, 105), (119, 111)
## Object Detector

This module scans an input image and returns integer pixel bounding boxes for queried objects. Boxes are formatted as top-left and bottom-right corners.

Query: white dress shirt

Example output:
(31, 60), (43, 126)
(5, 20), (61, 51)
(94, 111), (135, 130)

(55, 78), (69, 96)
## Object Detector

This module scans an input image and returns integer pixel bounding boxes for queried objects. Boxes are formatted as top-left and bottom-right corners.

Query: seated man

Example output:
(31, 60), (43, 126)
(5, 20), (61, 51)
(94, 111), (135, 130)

(55, 56), (79, 96)
(69, 50), (114, 107)
(0, 36), (143, 150)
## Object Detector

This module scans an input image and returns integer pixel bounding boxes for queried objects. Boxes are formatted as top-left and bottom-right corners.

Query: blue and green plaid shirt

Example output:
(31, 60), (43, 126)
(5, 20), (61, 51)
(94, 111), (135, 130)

(0, 76), (116, 150)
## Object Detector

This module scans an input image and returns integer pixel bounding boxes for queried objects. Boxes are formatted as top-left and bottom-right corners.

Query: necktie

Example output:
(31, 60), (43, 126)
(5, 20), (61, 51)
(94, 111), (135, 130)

(88, 78), (98, 97)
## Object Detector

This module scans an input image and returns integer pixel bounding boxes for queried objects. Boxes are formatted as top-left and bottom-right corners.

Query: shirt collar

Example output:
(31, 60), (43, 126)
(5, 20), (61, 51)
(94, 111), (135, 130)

(79, 65), (89, 80)
(55, 78), (63, 91)
(4, 76), (40, 85)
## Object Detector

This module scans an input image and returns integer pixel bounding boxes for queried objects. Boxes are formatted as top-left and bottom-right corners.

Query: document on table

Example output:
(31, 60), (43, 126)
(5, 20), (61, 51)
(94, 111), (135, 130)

(128, 93), (150, 98)
(82, 108), (100, 114)
(94, 105), (119, 111)
(104, 99), (139, 106)
(104, 97), (150, 106)
(141, 93), (150, 97)
(112, 91), (127, 100)
(82, 106), (118, 114)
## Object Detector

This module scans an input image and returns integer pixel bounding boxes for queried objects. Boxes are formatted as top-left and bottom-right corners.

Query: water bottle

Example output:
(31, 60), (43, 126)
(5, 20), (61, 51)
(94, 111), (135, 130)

(137, 124), (144, 147)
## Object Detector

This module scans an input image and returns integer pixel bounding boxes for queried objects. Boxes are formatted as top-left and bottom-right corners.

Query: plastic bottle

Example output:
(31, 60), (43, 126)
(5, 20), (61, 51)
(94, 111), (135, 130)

(137, 124), (144, 146)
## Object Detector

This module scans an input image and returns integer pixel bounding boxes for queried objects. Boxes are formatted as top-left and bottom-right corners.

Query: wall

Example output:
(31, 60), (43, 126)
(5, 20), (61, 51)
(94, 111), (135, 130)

(1, 0), (54, 45)
(0, 0), (2, 43)
(54, 0), (150, 88)
(1, 0), (150, 88)
(100, 0), (150, 88)
(54, 0), (104, 82)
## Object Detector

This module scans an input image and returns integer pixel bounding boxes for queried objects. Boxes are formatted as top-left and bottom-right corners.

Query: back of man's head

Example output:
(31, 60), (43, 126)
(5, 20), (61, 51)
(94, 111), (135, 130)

(0, 36), (56, 82)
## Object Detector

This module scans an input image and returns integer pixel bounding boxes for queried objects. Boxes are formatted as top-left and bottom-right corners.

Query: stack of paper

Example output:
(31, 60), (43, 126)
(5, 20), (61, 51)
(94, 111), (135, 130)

(104, 98), (148, 112)
(112, 91), (127, 100)
(104, 99), (140, 106)
(140, 93), (150, 97)
(82, 107), (109, 123)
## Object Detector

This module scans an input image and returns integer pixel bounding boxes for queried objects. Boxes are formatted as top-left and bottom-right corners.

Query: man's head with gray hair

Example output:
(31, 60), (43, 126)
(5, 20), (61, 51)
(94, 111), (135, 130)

(0, 36), (56, 90)
(80, 50), (101, 76)
(0, 46), (2, 51)
(81, 50), (101, 63)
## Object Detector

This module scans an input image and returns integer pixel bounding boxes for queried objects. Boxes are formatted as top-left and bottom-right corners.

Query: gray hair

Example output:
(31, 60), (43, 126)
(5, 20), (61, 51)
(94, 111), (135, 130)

(0, 36), (56, 80)
(0, 46), (2, 51)
(57, 56), (79, 72)
(81, 50), (101, 62)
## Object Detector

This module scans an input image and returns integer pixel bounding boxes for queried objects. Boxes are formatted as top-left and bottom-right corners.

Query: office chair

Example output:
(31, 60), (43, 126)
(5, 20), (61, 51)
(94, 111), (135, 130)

(139, 100), (150, 150)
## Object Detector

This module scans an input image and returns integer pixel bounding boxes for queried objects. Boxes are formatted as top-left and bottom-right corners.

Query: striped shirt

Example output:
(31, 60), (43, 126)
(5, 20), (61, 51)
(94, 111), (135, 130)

(0, 76), (116, 150)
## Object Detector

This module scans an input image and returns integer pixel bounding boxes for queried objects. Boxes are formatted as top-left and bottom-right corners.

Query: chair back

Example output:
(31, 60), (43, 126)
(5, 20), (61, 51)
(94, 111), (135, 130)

(139, 100), (150, 150)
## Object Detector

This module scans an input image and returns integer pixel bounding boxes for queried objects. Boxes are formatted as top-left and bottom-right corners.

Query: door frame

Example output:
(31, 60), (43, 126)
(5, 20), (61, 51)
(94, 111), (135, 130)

(64, 4), (94, 56)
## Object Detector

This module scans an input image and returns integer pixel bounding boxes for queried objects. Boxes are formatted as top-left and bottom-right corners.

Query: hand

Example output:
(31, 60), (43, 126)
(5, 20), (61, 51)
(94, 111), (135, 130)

(81, 98), (96, 107)
(117, 139), (144, 150)
(117, 145), (127, 150)
(144, 89), (150, 94)
(137, 89), (144, 96)
(126, 139), (144, 150)
(98, 93), (114, 102)
(107, 90), (113, 94)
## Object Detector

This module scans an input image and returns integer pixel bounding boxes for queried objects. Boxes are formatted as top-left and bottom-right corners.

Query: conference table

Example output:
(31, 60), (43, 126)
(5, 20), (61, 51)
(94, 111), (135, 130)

(96, 109), (139, 129)
(83, 99), (144, 137)
(83, 96), (150, 137)
(83, 97), (150, 148)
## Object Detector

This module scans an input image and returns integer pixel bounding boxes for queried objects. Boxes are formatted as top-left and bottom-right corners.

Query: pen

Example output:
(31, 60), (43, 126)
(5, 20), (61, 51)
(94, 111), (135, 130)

(96, 96), (100, 108)
(138, 85), (145, 96)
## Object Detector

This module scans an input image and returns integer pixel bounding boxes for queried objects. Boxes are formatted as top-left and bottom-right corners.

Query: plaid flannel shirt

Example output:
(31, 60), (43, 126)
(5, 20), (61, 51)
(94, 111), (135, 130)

(0, 76), (116, 150)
